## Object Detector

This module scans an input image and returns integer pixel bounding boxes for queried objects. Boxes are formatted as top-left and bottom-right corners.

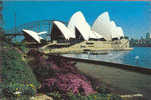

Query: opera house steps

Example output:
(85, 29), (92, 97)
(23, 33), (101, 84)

(40, 39), (133, 54)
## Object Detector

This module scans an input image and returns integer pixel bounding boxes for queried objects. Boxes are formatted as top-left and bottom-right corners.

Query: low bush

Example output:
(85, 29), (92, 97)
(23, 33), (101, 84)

(0, 45), (40, 99)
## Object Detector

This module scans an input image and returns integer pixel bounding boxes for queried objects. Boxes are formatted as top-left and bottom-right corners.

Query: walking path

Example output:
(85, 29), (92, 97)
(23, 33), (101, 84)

(75, 61), (151, 100)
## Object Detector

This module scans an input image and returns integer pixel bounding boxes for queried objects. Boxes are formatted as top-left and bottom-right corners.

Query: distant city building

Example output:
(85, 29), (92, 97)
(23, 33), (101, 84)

(130, 32), (151, 47)
(140, 36), (144, 40)
(146, 32), (151, 39)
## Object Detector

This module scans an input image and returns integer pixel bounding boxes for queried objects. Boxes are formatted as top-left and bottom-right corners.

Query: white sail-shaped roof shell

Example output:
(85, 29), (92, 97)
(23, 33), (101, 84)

(68, 11), (91, 41)
(38, 31), (47, 35)
(89, 31), (98, 39)
(53, 21), (74, 40)
(92, 12), (112, 41)
(23, 29), (43, 43)
(90, 31), (103, 39)
(110, 21), (119, 39)
(110, 21), (124, 39)
(92, 11), (125, 40)
(117, 27), (124, 38)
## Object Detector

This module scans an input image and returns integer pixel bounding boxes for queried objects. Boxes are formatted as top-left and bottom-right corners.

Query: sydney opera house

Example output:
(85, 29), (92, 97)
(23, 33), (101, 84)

(22, 11), (131, 53)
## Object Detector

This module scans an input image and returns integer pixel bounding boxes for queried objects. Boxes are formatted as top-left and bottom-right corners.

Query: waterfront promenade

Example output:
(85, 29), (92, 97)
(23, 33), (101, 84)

(71, 58), (151, 100)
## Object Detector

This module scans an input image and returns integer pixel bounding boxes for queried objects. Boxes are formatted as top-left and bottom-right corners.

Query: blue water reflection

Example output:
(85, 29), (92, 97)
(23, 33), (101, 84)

(63, 47), (151, 68)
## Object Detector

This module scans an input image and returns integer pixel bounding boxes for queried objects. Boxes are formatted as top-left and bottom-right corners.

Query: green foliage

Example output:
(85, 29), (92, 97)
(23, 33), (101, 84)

(47, 91), (62, 100)
(11, 40), (29, 54)
(46, 91), (122, 100)
(19, 44), (29, 53)
(0, 95), (31, 100)
(0, 46), (40, 99)
(95, 86), (111, 95)
(68, 93), (122, 100)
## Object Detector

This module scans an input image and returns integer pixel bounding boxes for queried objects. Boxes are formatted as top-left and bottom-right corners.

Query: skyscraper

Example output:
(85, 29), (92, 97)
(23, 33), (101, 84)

(146, 32), (151, 39)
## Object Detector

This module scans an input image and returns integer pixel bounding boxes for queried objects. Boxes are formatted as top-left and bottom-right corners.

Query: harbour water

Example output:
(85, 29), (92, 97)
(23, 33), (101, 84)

(63, 47), (151, 69)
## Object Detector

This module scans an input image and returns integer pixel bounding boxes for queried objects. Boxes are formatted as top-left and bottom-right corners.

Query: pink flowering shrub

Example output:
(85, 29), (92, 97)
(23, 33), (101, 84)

(42, 73), (96, 96)
(47, 55), (78, 73)
(27, 50), (97, 96)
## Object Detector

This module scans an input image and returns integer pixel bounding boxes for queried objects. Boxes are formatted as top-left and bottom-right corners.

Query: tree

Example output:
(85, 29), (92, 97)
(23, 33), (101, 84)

(0, 1), (5, 40)
(0, 1), (3, 83)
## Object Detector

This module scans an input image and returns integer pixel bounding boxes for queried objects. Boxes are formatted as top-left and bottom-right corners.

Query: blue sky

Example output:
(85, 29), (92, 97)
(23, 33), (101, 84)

(2, 1), (151, 39)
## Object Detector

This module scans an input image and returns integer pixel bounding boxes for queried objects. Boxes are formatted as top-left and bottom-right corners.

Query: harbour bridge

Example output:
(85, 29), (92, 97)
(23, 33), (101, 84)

(5, 20), (66, 41)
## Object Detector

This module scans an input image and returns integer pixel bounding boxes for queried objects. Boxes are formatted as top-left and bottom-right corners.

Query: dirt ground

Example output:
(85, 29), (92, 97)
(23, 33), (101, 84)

(76, 62), (151, 100)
